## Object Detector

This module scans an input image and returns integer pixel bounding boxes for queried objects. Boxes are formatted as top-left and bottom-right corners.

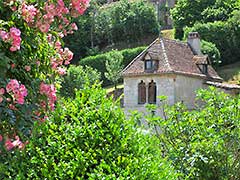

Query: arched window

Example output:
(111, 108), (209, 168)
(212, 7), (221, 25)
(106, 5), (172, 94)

(138, 81), (146, 104)
(148, 80), (156, 104)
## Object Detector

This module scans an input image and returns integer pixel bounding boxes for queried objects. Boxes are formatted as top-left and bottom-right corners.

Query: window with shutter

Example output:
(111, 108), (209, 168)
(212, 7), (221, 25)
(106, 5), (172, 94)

(138, 81), (146, 104)
(148, 80), (156, 104)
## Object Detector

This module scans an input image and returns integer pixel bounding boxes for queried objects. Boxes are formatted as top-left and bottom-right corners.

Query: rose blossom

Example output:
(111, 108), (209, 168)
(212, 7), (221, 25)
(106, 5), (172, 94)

(0, 88), (5, 95)
(25, 65), (31, 72)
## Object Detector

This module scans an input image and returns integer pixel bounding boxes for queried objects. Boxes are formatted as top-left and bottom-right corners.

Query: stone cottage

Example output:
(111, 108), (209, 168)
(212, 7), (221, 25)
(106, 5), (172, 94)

(122, 32), (240, 116)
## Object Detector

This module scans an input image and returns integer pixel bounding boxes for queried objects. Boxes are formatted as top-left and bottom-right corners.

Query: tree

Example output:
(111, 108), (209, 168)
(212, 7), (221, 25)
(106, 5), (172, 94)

(104, 50), (123, 90)
(65, 0), (159, 61)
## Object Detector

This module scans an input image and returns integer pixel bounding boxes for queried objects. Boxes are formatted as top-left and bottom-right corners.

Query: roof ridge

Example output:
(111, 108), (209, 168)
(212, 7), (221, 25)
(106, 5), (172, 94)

(160, 38), (172, 71)
(122, 38), (159, 73)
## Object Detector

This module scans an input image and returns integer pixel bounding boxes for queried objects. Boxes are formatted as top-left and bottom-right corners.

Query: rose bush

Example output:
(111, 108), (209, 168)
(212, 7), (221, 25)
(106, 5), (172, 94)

(0, 0), (89, 152)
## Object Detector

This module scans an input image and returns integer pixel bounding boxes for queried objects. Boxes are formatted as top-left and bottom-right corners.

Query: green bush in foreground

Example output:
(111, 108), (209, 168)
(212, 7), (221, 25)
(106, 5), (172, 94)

(147, 87), (240, 179)
(0, 85), (178, 179)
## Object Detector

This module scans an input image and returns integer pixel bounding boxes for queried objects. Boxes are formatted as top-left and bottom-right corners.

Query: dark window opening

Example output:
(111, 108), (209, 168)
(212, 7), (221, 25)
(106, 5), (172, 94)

(145, 60), (154, 70)
(197, 64), (208, 75)
(148, 80), (156, 104)
(138, 81), (146, 104)
(202, 64), (208, 74)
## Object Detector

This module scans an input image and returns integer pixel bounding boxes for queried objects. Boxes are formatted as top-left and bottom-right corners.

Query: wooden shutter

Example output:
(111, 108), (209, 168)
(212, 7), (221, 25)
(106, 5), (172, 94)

(148, 80), (156, 104)
(138, 81), (146, 104)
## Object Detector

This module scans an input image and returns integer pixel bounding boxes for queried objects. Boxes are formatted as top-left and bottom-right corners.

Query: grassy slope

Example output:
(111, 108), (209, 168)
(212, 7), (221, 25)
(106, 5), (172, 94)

(105, 83), (124, 93)
(101, 34), (157, 53)
(161, 29), (175, 39)
(217, 61), (240, 84)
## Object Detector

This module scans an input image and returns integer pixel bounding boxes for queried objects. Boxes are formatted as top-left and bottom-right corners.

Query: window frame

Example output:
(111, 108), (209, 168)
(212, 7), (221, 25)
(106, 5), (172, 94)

(145, 60), (154, 71)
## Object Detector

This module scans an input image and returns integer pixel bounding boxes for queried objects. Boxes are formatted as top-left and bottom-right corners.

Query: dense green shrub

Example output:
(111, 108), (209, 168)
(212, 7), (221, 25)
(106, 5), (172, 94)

(184, 18), (240, 65)
(147, 87), (240, 179)
(0, 85), (179, 179)
(201, 40), (221, 66)
(60, 65), (101, 98)
(79, 46), (146, 86)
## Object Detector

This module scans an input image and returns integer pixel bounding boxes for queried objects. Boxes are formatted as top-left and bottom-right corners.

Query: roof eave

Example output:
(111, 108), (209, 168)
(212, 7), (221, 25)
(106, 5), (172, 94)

(123, 71), (223, 81)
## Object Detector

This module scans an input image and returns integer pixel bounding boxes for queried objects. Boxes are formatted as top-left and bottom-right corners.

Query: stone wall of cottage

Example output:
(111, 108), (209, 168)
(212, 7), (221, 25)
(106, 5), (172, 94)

(124, 74), (175, 118)
(123, 74), (205, 117)
(174, 74), (205, 109)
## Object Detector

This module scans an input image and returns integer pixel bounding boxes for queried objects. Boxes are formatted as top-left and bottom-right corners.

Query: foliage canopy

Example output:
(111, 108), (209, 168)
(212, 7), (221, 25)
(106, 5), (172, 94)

(171, 0), (240, 39)
(147, 87), (240, 179)
(105, 50), (123, 90)
(0, 85), (178, 179)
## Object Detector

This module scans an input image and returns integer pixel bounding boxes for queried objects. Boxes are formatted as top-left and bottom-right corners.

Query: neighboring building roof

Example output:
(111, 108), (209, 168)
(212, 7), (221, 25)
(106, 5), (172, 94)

(205, 81), (240, 90)
(122, 38), (222, 81)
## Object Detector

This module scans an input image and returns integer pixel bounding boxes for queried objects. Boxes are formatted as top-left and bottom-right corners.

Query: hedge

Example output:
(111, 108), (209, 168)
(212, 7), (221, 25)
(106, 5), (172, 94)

(79, 46), (146, 86)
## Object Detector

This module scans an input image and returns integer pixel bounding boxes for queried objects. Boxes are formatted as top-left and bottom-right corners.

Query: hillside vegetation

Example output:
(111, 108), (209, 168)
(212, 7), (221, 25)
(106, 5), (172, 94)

(63, 0), (158, 62)
(217, 61), (240, 83)
(172, 0), (240, 66)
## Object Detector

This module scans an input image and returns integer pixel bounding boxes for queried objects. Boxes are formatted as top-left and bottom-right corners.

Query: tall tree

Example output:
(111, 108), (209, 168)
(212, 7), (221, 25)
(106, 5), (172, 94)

(104, 50), (123, 90)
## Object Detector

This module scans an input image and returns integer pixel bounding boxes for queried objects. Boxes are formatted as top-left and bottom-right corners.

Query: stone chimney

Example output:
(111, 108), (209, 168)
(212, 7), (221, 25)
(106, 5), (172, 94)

(187, 32), (202, 55)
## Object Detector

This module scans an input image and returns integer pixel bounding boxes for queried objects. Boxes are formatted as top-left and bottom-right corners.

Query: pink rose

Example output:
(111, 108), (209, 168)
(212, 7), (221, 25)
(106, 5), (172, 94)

(5, 139), (14, 151)
(39, 23), (50, 33)
(10, 27), (21, 37)
(0, 30), (9, 41)
(0, 88), (5, 95)
(25, 65), (31, 72)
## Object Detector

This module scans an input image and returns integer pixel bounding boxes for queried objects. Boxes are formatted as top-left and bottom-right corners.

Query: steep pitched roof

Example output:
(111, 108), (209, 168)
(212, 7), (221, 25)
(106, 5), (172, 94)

(122, 38), (222, 81)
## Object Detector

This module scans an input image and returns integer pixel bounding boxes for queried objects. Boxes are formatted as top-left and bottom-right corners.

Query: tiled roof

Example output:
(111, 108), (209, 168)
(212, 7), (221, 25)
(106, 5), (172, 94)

(205, 81), (240, 90)
(122, 38), (222, 81)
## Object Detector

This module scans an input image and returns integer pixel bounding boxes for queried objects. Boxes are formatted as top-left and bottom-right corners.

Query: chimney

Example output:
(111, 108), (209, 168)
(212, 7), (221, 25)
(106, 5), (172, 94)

(187, 32), (202, 55)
